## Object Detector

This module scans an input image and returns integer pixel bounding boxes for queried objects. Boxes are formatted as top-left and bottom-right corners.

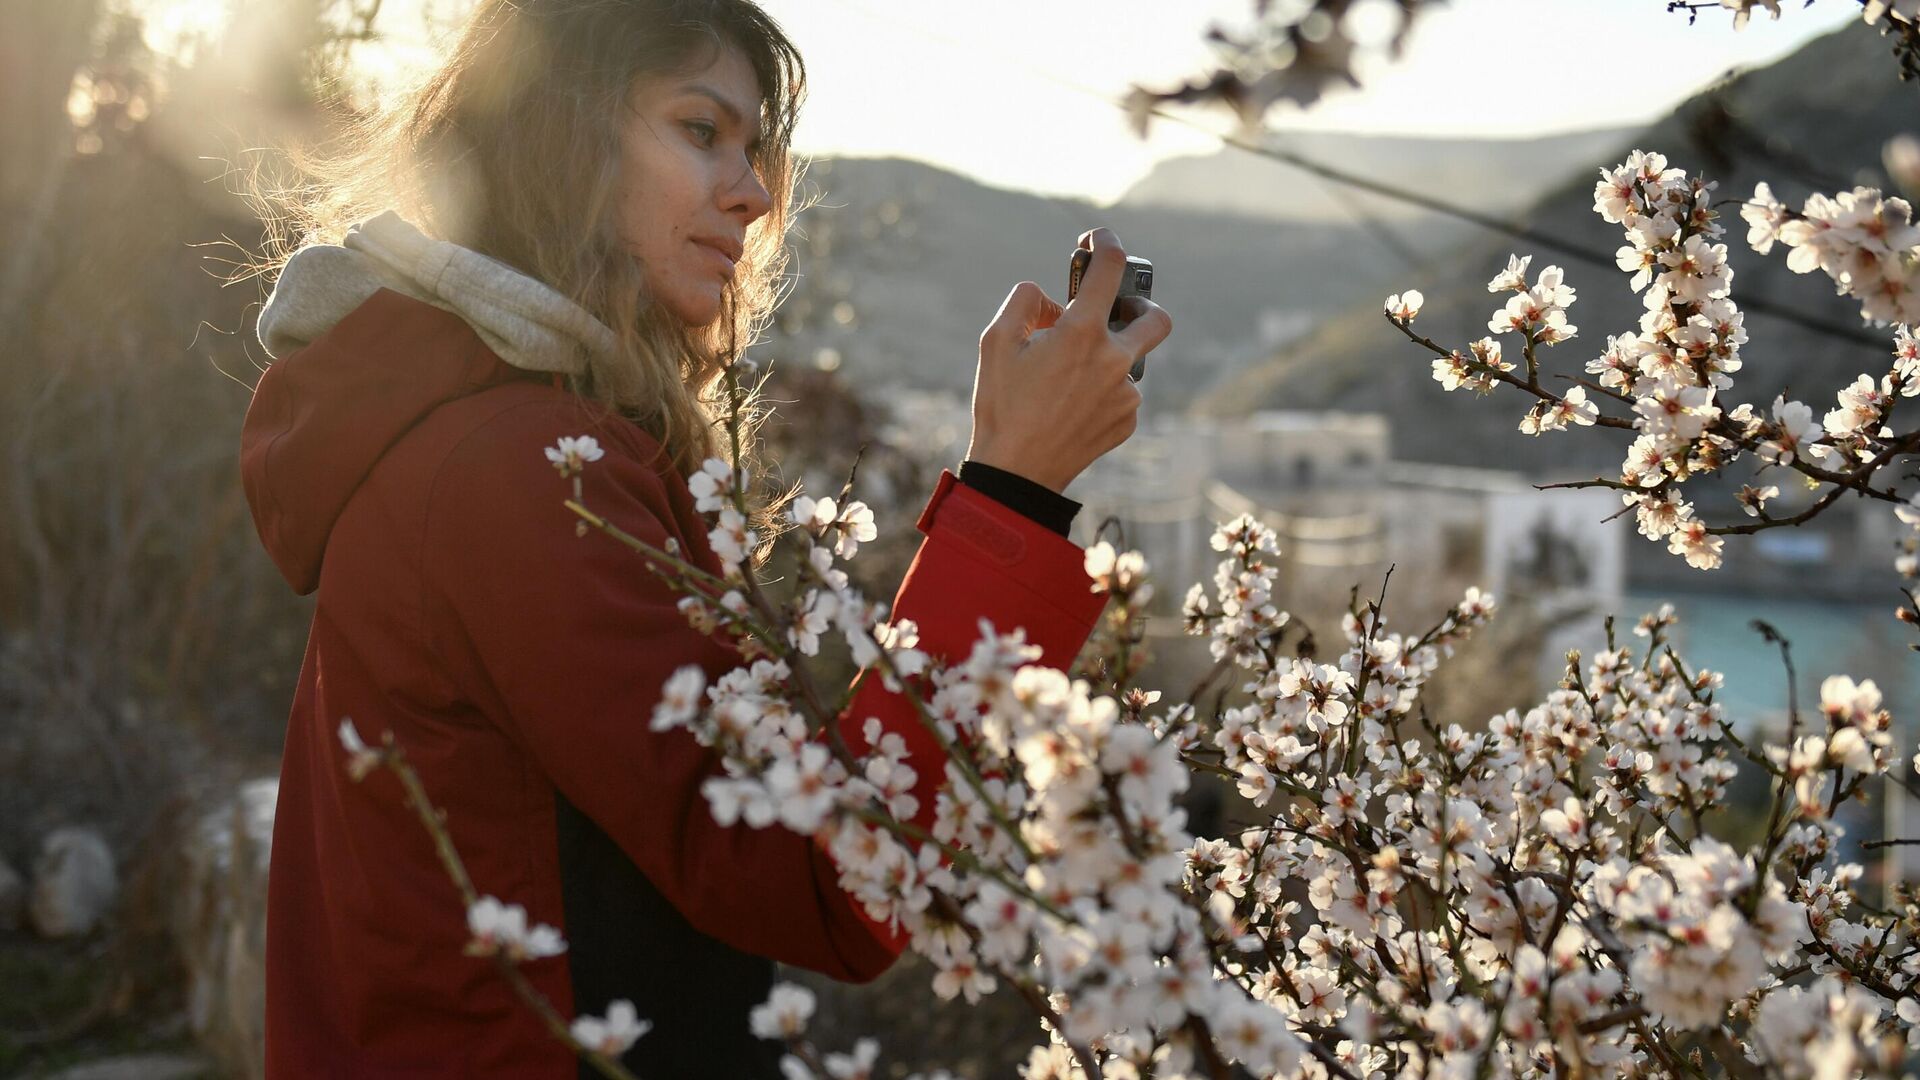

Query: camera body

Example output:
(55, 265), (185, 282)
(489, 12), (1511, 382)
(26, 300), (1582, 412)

(1069, 249), (1154, 382)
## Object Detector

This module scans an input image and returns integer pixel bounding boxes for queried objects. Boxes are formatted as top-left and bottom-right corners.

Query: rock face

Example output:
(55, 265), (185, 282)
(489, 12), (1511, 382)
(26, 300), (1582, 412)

(171, 777), (276, 1080)
(0, 853), (24, 931)
(28, 826), (118, 937)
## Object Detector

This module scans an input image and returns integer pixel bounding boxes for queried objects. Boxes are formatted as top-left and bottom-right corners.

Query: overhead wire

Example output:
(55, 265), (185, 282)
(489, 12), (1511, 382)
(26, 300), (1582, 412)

(1183, 106), (1888, 349)
(817, 0), (1894, 351)
(819, 0), (1429, 273)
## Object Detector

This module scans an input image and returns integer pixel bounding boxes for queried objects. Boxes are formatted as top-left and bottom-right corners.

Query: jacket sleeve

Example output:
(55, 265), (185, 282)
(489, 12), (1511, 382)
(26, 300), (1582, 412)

(957, 459), (1082, 536)
(422, 407), (1108, 981)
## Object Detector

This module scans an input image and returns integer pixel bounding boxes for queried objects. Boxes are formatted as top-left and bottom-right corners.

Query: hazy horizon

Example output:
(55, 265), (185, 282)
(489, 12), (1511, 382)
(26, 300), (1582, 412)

(131, 0), (1866, 206)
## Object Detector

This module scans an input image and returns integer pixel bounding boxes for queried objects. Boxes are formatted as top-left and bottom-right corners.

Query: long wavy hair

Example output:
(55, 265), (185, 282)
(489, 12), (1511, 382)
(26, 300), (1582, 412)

(241, 0), (810, 508)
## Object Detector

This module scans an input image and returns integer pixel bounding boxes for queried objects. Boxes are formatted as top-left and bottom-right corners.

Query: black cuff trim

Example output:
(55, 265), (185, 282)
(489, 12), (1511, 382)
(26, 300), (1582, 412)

(957, 460), (1079, 537)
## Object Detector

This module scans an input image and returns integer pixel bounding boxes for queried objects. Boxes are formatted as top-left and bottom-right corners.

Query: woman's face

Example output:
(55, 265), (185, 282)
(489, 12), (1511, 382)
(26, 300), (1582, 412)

(617, 43), (774, 328)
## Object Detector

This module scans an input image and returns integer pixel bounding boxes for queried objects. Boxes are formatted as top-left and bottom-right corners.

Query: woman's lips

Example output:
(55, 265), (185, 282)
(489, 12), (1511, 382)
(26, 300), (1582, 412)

(693, 240), (736, 274)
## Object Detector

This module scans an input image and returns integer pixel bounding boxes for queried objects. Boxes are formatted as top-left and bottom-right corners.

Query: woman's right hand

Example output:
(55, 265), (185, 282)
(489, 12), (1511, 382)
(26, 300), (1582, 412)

(964, 228), (1173, 494)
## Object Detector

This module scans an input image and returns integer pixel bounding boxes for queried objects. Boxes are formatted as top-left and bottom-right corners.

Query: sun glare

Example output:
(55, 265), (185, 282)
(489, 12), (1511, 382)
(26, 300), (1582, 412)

(106, 0), (1872, 204)
(134, 0), (234, 60)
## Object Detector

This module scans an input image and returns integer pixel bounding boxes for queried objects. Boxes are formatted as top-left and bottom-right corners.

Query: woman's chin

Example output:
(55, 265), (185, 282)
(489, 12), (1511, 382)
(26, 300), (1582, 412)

(662, 286), (726, 329)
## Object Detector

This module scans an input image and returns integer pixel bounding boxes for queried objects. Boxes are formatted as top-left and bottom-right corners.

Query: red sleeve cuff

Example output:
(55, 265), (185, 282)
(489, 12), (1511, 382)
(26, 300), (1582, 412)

(908, 469), (1110, 666)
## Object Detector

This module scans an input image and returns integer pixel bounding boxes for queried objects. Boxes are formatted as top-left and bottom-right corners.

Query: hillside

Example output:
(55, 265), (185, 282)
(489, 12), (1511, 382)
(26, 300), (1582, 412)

(1116, 126), (1634, 225)
(787, 124), (1643, 417)
(1193, 23), (1916, 475)
(780, 156), (1436, 412)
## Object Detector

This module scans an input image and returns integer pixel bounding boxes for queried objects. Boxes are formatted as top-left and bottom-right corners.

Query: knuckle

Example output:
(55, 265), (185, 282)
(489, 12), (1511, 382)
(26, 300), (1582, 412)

(1059, 312), (1101, 342)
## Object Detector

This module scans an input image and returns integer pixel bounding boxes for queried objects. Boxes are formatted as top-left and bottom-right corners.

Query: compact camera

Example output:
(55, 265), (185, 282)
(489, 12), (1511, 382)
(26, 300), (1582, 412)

(1068, 248), (1155, 382)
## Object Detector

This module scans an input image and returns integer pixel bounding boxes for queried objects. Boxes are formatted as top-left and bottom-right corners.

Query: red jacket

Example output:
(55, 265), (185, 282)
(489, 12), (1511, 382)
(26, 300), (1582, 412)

(240, 287), (1108, 1077)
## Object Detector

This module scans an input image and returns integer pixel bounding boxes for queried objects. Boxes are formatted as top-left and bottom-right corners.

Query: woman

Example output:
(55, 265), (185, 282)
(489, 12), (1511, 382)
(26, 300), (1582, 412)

(239, 0), (1171, 1076)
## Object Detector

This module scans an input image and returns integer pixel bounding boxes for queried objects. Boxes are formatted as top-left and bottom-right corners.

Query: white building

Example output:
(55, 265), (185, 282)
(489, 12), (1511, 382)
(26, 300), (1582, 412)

(1068, 411), (1626, 677)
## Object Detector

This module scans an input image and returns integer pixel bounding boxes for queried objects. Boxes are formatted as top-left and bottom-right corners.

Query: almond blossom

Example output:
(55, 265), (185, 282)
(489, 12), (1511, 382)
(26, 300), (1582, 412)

(568, 1000), (650, 1058)
(1518, 384), (1598, 434)
(465, 895), (566, 963)
(1393, 148), (1920, 585)
(749, 983), (817, 1040)
(791, 494), (878, 559)
(1430, 337), (1512, 393)
(376, 112), (1920, 1072)
(425, 429), (1920, 1077)
(649, 665), (707, 731)
(1718, 0), (1782, 30)
(1825, 373), (1892, 441)
(686, 457), (742, 514)
(544, 435), (604, 478)
(1486, 261), (1578, 343)
(1757, 395), (1828, 465)
(1633, 375), (1720, 441)
(1486, 253), (1531, 293)
(1736, 481), (1779, 516)
(336, 717), (383, 782)
(1747, 182), (1920, 325)
(707, 506), (754, 575)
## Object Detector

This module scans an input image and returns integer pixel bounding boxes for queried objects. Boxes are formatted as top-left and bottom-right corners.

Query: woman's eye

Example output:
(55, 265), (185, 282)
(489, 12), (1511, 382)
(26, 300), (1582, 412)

(683, 121), (718, 148)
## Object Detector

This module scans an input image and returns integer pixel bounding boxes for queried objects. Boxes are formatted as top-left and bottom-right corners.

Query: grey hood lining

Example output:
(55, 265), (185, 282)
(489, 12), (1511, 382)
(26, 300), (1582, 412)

(256, 210), (618, 375)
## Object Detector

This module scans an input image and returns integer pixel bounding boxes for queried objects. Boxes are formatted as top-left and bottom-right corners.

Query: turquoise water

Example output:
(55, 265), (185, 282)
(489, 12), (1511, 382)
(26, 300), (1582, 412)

(1621, 591), (1915, 737)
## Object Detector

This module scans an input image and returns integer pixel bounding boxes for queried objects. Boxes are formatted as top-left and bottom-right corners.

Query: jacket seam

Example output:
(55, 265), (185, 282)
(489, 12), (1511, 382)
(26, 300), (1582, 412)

(258, 422), (293, 550)
(412, 332), (510, 711)
(416, 393), (601, 701)
(416, 390), (636, 921)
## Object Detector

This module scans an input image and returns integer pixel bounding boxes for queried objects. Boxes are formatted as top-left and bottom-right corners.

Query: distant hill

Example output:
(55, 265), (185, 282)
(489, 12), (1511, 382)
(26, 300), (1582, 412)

(786, 142), (1613, 414)
(782, 155), (1443, 412)
(1115, 127), (1635, 225)
(1193, 22), (1919, 475)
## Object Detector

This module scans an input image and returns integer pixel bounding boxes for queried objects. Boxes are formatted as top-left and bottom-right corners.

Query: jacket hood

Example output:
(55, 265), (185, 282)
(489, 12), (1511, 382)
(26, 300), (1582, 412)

(242, 212), (621, 594)
(256, 210), (618, 374)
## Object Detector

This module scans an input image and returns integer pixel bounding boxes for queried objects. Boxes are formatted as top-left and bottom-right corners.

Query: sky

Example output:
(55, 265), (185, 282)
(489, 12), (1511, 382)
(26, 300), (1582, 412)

(153, 0), (1865, 205)
(746, 0), (1861, 204)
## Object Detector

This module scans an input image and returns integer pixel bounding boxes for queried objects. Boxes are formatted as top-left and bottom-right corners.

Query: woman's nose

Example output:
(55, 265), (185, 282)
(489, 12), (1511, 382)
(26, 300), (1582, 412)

(725, 161), (773, 223)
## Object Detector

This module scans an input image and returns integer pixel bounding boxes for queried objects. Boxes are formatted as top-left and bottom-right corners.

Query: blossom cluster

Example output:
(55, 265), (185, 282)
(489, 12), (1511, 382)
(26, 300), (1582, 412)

(325, 2), (1920, 1058)
(1742, 182), (1920, 326)
(463, 894), (566, 963)
(1392, 148), (1920, 583)
(597, 447), (1920, 1077)
(1591, 150), (1757, 569)
(342, 420), (1920, 1080)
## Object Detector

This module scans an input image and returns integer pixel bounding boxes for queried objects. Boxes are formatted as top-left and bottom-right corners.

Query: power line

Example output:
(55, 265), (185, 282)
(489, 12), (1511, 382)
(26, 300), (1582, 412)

(817, 0), (1892, 352)
(818, 0), (1428, 272)
(1174, 109), (1888, 349)
(1301, 160), (1429, 271)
